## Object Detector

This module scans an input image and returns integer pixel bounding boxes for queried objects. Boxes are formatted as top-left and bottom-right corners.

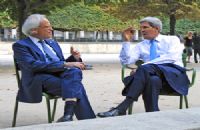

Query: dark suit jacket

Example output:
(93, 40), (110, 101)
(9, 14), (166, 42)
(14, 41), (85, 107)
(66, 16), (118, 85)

(122, 63), (190, 96)
(13, 37), (81, 103)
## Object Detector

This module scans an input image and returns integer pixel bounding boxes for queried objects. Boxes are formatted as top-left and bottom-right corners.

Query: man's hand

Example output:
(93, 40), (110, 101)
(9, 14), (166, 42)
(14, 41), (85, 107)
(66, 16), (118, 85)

(64, 62), (85, 70)
(70, 46), (81, 60)
(122, 27), (135, 42)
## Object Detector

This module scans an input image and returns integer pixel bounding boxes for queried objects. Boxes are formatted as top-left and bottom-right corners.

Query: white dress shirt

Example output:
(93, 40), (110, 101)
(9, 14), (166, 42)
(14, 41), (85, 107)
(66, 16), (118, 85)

(119, 34), (184, 67)
(29, 36), (57, 56)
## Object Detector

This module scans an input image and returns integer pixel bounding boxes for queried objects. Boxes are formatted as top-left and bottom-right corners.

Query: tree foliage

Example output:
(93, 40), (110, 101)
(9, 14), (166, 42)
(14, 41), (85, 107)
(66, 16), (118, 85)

(0, 10), (16, 28)
(102, 0), (200, 35)
(0, 0), (16, 28)
(0, 0), (76, 39)
(0, 0), (200, 37)
(175, 19), (200, 34)
(48, 3), (136, 32)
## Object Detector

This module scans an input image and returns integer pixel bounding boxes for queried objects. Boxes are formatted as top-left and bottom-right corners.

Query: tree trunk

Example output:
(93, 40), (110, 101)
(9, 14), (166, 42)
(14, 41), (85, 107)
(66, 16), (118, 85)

(106, 30), (109, 41)
(169, 13), (176, 35)
(95, 31), (99, 41)
(18, 9), (28, 39)
(16, 0), (29, 39)
(101, 31), (103, 41)
(75, 31), (78, 40)
(15, 0), (48, 39)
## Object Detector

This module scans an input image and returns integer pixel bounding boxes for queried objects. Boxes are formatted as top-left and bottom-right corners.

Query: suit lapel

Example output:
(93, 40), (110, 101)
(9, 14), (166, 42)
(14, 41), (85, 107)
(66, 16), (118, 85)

(23, 37), (46, 61)
(44, 40), (63, 60)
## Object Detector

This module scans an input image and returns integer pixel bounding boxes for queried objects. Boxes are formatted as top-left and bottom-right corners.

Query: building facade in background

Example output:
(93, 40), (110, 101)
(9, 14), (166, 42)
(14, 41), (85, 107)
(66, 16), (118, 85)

(0, 28), (142, 42)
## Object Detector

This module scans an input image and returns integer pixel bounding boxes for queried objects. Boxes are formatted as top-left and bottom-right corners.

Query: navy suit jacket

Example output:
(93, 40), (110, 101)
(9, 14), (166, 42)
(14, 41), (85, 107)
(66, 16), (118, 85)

(13, 37), (77, 103)
(158, 63), (190, 95)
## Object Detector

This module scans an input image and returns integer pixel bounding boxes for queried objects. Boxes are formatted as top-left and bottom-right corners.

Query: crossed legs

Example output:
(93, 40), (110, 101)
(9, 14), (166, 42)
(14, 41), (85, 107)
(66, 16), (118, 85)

(42, 68), (96, 122)
(97, 64), (163, 117)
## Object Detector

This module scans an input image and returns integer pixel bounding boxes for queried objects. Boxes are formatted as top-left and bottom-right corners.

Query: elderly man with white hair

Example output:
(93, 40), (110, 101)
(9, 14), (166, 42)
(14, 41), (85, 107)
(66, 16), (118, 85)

(97, 16), (190, 117)
(13, 14), (96, 122)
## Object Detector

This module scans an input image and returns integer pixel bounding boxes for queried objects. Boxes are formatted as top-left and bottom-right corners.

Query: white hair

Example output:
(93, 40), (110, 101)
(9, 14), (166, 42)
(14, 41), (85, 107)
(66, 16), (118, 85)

(22, 14), (46, 36)
(140, 17), (162, 32)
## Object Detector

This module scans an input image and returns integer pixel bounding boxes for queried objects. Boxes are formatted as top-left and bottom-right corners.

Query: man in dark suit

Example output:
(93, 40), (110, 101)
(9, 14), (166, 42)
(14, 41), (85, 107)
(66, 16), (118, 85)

(13, 14), (96, 122)
(97, 17), (190, 117)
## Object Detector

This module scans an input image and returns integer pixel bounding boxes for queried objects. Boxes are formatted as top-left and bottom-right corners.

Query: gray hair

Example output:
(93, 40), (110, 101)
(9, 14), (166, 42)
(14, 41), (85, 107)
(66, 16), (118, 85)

(22, 14), (46, 36)
(140, 17), (162, 32)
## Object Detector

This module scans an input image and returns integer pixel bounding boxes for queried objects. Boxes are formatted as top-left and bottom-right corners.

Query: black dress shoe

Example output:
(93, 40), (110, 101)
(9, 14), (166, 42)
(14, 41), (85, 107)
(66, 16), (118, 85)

(57, 115), (73, 122)
(97, 108), (126, 118)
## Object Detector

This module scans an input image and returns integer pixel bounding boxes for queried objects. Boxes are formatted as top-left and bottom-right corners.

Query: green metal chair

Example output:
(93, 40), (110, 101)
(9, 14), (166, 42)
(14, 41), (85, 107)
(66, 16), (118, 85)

(121, 53), (196, 115)
(12, 59), (61, 127)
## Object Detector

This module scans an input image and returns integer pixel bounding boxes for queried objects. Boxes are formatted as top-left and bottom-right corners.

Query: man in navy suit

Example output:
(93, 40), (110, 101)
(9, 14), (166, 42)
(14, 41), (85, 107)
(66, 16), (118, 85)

(13, 14), (96, 122)
(97, 17), (190, 117)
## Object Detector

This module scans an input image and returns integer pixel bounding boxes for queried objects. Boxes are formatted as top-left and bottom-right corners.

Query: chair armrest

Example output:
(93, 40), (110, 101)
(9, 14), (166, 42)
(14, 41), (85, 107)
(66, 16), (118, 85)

(121, 65), (137, 81)
(121, 60), (144, 80)
(185, 68), (196, 87)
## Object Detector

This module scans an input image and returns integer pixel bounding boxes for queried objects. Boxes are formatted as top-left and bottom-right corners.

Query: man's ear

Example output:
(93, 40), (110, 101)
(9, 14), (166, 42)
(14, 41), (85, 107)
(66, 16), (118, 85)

(156, 27), (160, 32)
(31, 28), (38, 35)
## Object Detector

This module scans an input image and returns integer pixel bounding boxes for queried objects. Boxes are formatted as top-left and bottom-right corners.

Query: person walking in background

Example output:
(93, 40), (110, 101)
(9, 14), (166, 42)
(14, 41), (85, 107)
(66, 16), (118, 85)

(184, 31), (193, 63)
(12, 14), (96, 122)
(97, 17), (190, 117)
(192, 32), (200, 63)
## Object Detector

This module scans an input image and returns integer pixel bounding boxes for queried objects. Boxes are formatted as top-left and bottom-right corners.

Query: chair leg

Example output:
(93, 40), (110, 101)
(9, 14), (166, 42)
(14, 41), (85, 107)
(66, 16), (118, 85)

(179, 95), (183, 109)
(184, 96), (189, 108)
(12, 100), (19, 127)
(128, 103), (133, 115)
(45, 97), (52, 123)
(51, 99), (58, 121)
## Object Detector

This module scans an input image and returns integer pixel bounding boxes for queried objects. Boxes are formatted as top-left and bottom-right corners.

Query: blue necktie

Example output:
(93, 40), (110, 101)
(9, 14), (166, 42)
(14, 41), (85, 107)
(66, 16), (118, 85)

(150, 40), (157, 60)
(39, 40), (60, 62)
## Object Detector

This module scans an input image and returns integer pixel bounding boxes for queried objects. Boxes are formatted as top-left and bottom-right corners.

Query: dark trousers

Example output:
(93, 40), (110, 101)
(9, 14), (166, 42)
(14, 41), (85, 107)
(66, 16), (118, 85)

(41, 67), (96, 120)
(123, 64), (175, 112)
(194, 49), (200, 63)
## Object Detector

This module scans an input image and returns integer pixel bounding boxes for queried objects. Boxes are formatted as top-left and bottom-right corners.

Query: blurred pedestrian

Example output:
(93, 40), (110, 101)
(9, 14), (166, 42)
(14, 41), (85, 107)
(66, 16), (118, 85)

(184, 31), (193, 63)
(192, 32), (200, 63)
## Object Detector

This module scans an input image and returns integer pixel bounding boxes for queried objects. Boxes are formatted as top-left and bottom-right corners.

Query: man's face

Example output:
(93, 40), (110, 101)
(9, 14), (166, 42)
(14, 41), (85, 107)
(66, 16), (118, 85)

(33, 18), (53, 39)
(140, 22), (159, 40)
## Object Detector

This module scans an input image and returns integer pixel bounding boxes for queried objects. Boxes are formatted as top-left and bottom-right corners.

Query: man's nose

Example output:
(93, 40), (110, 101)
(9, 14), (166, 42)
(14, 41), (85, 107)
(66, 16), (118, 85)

(141, 29), (145, 33)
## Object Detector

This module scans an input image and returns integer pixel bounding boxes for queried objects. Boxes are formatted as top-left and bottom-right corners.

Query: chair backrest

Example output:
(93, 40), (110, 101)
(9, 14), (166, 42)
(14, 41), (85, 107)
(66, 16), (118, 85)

(13, 58), (21, 88)
(181, 53), (196, 87)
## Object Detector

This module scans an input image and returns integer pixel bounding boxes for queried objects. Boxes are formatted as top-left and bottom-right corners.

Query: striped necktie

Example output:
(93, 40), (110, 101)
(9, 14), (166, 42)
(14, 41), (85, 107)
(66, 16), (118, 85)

(150, 39), (157, 61)
(39, 40), (60, 62)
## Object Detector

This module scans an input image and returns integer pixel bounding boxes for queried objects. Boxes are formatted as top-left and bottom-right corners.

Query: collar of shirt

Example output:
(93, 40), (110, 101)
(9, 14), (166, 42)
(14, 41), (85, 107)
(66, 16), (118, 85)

(153, 34), (162, 43)
(29, 36), (40, 44)
(146, 34), (162, 44)
(29, 36), (45, 54)
(29, 36), (58, 57)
